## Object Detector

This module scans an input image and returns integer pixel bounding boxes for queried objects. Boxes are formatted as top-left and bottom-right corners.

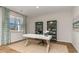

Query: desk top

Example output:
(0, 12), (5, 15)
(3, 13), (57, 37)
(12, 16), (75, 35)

(23, 34), (52, 40)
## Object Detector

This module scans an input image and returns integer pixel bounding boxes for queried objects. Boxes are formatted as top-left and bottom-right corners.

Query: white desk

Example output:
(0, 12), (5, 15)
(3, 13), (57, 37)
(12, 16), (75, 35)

(23, 34), (52, 52)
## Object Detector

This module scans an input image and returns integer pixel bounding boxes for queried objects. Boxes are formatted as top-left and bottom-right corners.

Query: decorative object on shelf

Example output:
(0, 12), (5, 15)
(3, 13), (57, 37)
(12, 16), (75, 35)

(47, 20), (57, 41)
(35, 22), (43, 34)
(73, 16), (79, 29)
(44, 30), (50, 36)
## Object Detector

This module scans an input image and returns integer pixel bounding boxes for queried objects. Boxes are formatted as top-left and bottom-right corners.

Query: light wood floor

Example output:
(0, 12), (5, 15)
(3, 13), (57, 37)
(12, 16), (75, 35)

(0, 40), (77, 53)
(0, 46), (18, 53)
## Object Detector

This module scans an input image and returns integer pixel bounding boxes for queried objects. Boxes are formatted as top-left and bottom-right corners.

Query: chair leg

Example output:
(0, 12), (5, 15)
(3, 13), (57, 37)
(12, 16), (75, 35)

(38, 40), (46, 45)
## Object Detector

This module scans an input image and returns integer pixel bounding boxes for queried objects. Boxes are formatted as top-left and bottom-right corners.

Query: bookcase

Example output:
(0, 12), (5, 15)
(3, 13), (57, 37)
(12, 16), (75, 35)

(47, 20), (57, 41)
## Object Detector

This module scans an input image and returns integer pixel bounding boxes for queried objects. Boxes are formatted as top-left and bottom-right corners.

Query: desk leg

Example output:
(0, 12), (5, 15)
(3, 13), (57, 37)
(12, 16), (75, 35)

(46, 40), (50, 53)
(25, 38), (30, 46)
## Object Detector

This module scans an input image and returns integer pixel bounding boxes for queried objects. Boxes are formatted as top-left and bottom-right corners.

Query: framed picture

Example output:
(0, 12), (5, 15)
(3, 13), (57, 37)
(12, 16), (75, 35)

(73, 16), (79, 29)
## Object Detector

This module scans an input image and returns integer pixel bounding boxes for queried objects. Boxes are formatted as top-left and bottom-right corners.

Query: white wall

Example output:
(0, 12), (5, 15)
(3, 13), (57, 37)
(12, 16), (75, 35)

(0, 7), (2, 45)
(10, 32), (24, 42)
(72, 7), (79, 52)
(27, 10), (73, 43)
(72, 31), (79, 52)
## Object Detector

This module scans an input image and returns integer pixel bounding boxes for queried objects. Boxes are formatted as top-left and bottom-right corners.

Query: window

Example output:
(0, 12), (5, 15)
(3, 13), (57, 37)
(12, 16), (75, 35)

(9, 14), (23, 32)
(15, 17), (23, 31)
(9, 16), (16, 30)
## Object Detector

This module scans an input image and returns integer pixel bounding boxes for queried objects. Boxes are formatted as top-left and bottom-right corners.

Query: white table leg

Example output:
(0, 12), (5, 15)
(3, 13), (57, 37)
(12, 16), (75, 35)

(46, 40), (50, 53)
(25, 38), (30, 46)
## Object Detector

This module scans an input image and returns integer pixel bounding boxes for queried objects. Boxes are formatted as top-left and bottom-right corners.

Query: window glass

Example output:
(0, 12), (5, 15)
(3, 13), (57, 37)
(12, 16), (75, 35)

(9, 13), (23, 32)
(9, 16), (16, 30)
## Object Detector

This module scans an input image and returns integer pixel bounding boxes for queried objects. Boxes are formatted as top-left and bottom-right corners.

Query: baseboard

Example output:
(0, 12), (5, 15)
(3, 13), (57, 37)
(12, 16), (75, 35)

(72, 42), (79, 53)
(57, 39), (72, 43)
(8, 39), (26, 45)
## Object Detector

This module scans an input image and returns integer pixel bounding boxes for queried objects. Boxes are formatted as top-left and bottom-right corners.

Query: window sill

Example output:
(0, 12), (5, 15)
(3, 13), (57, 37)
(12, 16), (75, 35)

(10, 30), (23, 33)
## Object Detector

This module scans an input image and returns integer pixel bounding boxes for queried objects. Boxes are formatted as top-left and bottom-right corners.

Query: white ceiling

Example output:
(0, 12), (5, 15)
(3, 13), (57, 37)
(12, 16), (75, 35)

(5, 6), (73, 16)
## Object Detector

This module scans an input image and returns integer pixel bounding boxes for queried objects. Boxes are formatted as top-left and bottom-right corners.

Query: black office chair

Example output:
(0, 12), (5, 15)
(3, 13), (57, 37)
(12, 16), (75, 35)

(38, 31), (50, 46)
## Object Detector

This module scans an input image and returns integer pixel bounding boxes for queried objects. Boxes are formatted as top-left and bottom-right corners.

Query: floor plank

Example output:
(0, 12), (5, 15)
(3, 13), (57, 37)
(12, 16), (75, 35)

(0, 40), (77, 53)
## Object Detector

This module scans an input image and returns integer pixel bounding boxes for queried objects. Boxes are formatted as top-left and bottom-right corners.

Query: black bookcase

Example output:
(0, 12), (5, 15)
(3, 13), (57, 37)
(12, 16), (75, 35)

(47, 20), (57, 41)
(35, 22), (43, 34)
